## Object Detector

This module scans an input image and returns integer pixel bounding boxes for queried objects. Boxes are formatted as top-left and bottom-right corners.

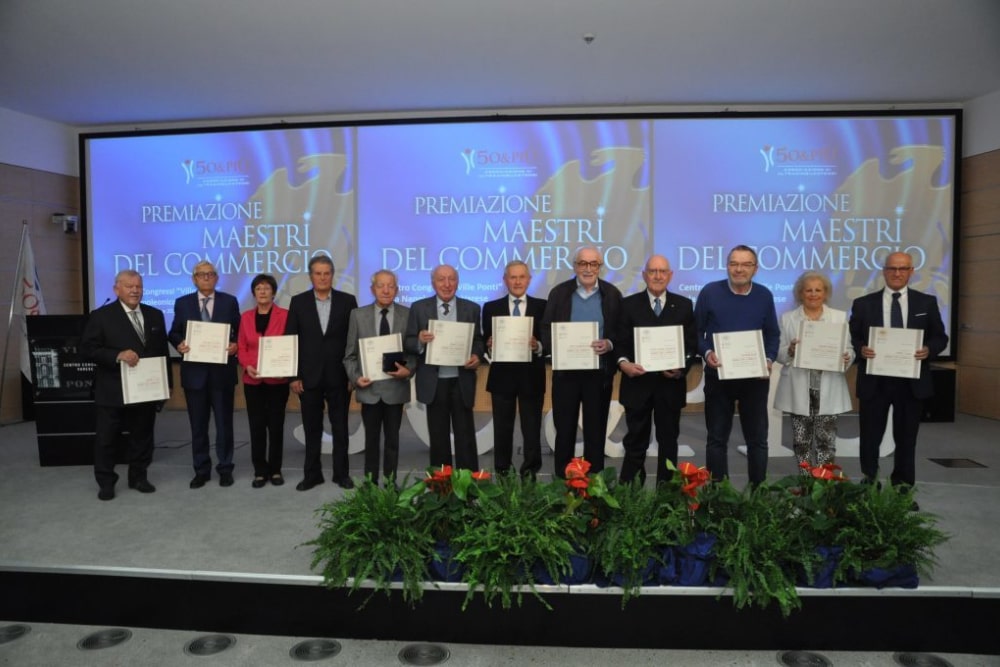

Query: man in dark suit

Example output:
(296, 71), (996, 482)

(81, 270), (169, 500)
(285, 255), (359, 490)
(482, 260), (547, 478)
(343, 269), (415, 485)
(169, 261), (241, 489)
(616, 255), (697, 486)
(849, 251), (948, 491)
(404, 264), (485, 470)
(540, 246), (623, 477)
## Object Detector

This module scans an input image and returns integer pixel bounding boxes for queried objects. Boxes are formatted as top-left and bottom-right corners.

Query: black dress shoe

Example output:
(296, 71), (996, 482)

(189, 475), (210, 489)
(270, 474), (284, 487)
(251, 477), (266, 489)
(219, 473), (234, 487)
(97, 487), (115, 501)
(909, 500), (920, 512)
(130, 480), (156, 493)
(333, 476), (355, 490)
(296, 478), (322, 491)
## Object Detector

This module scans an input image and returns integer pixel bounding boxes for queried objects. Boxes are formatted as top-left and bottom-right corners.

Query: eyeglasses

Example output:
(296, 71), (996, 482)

(883, 266), (913, 273)
(194, 271), (218, 279)
(728, 262), (756, 270)
(575, 261), (602, 270)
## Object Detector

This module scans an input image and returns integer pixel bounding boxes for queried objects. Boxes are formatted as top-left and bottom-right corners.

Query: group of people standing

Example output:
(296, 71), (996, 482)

(79, 244), (946, 502)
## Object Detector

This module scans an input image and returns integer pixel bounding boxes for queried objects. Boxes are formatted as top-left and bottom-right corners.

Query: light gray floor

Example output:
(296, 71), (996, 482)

(2, 408), (1000, 665)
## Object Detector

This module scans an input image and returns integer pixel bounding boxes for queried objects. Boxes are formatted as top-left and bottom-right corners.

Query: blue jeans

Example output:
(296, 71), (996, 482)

(703, 371), (769, 484)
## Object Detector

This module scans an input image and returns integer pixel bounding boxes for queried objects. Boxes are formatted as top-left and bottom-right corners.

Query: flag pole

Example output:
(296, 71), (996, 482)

(0, 221), (31, 425)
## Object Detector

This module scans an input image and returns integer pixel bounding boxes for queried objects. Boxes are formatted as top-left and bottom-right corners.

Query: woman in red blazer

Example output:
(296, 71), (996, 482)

(237, 274), (290, 488)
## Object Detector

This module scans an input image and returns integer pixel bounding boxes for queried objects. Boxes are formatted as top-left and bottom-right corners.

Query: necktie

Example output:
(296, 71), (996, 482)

(200, 296), (211, 321)
(512, 298), (522, 316)
(379, 308), (390, 336)
(653, 297), (662, 316)
(130, 310), (145, 344)
(442, 302), (450, 316)
(890, 292), (903, 328)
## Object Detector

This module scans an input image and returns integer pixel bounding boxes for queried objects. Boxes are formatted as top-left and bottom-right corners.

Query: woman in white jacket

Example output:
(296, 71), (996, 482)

(773, 271), (854, 467)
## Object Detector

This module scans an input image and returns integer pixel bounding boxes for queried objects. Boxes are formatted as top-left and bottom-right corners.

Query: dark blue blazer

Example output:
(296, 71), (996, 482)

(284, 288), (358, 389)
(849, 288), (948, 400)
(482, 294), (547, 396)
(615, 290), (697, 410)
(168, 291), (241, 389)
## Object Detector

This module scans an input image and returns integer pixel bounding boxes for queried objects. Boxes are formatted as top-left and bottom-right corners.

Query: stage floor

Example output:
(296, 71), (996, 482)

(2, 409), (1000, 588)
(2, 409), (1000, 664)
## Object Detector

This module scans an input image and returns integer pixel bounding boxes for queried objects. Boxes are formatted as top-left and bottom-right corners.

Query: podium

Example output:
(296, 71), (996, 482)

(27, 314), (124, 466)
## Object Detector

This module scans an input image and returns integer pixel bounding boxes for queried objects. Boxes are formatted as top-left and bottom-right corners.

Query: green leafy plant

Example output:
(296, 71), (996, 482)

(306, 479), (434, 607)
(451, 474), (576, 610)
(832, 481), (948, 580)
(705, 481), (807, 617)
(589, 479), (674, 605)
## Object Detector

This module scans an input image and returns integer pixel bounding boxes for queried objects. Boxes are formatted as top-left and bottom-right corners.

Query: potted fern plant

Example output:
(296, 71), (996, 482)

(451, 473), (577, 610)
(306, 479), (435, 607)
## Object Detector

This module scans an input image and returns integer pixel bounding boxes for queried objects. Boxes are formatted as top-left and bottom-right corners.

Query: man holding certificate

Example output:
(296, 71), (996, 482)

(343, 270), (414, 486)
(82, 270), (170, 500)
(405, 264), (485, 470)
(849, 252), (948, 492)
(482, 260), (547, 479)
(694, 245), (780, 485)
(615, 255), (697, 486)
(540, 247), (623, 478)
(169, 261), (241, 489)
(285, 255), (359, 491)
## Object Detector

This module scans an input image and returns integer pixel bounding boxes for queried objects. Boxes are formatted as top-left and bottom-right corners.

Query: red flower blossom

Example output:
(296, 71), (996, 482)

(471, 470), (491, 481)
(565, 457), (591, 480)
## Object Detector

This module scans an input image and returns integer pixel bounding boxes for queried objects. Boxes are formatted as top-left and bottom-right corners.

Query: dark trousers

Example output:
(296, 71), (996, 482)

(620, 390), (682, 486)
(299, 381), (350, 482)
(426, 377), (478, 470)
(490, 390), (543, 477)
(859, 377), (923, 487)
(184, 382), (235, 477)
(361, 400), (404, 483)
(551, 370), (611, 477)
(703, 372), (769, 484)
(244, 382), (290, 478)
(94, 403), (157, 490)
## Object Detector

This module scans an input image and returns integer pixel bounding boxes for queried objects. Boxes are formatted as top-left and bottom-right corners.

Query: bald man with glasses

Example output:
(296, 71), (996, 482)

(849, 252), (947, 497)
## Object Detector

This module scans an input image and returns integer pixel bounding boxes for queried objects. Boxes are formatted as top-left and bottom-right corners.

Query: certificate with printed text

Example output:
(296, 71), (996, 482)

(551, 321), (599, 371)
(256, 334), (298, 378)
(360, 333), (403, 381)
(183, 321), (230, 364)
(867, 327), (923, 379)
(713, 329), (768, 380)
(793, 320), (848, 373)
(491, 316), (533, 363)
(634, 325), (685, 372)
(121, 356), (169, 405)
(426, 320), (474, 367)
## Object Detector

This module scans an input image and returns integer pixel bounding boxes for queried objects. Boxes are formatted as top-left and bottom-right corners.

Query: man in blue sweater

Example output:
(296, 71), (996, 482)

(694, 245), (779, 484)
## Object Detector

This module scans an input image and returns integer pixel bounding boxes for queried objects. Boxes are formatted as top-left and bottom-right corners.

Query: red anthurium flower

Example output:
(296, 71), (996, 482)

(565, 457), (591, 480)
(471, 470), (491, 481)
(799, 461), (811, 470)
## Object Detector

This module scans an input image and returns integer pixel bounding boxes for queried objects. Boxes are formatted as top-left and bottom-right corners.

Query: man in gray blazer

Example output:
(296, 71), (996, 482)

(343, 270), (415, 485)
(404, 264), (485, 470)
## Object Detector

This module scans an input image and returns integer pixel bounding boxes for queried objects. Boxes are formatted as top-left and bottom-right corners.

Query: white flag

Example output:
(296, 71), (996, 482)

(16, 229), (47, 379)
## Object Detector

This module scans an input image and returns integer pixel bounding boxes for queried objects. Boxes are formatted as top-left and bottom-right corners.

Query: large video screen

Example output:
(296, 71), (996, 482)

(82, 112), (958, 355)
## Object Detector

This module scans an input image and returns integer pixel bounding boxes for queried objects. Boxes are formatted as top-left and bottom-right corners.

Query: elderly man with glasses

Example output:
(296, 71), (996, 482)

(169, 260), (241, 488)
(849, 251), (947, 501)
(540, 246), (623, 477)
